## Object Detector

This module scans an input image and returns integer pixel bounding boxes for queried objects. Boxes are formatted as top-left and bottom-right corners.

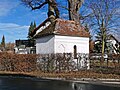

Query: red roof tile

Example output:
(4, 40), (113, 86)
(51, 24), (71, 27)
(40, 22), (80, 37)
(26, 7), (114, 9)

(33, 19), (90, 38)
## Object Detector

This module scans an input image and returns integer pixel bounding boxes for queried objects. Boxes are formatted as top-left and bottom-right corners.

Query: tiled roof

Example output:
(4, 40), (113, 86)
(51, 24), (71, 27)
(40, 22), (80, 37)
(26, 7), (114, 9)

(33, 19), (90, 38)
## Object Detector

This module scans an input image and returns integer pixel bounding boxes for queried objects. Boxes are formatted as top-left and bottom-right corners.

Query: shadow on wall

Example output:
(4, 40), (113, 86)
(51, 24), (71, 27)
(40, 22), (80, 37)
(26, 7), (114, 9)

(36, 35), (54, 43)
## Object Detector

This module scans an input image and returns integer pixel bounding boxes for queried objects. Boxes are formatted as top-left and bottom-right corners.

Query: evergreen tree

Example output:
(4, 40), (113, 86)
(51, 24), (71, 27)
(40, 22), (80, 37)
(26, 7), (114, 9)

(28, 22), (36, 39)
(1, 35), (5, 48)
(84, 24), (89, 32)
(84, 24), (92, 41)
(33, 21), (36, 28)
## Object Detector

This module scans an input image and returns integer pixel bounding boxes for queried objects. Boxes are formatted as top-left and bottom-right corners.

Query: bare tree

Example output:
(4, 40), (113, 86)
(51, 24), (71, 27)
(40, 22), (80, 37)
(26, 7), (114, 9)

(21, 0), (86, 23)
(82, 0), (120, 56)
(21, 0), (60, 21)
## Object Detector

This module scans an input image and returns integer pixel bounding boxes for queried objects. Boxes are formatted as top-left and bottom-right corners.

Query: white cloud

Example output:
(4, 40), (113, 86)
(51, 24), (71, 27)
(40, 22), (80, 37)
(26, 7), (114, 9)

(61, 13), (69, 19)
(0, 0), (18, 16)
(0, 23), (29, 43)
(41, 12), (46, 15)
(0, 23), (29, 30)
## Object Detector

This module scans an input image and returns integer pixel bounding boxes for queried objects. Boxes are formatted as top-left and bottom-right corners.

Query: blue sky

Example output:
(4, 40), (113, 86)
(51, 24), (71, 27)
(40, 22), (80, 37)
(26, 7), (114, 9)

(0, 0), (48, 43)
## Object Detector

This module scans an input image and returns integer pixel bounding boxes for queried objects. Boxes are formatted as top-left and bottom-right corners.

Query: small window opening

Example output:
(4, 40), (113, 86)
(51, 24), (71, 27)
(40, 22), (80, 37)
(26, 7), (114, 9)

(74, 45), (77, 59)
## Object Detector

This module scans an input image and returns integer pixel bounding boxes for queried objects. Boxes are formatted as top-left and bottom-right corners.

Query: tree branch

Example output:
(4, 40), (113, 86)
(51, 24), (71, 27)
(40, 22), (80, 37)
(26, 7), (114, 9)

(29, 1), (48, 10)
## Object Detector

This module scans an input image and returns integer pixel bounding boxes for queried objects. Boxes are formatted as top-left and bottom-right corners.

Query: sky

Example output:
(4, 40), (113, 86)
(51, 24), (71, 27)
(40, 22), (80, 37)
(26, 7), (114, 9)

(0, 0), (48, 43)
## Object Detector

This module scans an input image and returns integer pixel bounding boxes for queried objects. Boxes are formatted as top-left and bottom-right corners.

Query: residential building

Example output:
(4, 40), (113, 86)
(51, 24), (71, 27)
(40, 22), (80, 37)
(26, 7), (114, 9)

(107, 35), (120, 54)
(14, 40), (36, 54)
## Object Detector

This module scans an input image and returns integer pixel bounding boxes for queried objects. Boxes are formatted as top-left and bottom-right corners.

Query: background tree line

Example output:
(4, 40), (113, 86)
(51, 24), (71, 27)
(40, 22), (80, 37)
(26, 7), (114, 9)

(0, 35), (14, 52)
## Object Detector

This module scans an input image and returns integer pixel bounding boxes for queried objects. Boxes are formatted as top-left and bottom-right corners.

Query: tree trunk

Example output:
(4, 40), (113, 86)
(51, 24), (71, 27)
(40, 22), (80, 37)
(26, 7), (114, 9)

(47, 0), (59, 22)
(102, 37), (105, 55)
(68, 0), (84, 23)
(101, 38), (105, 65)
(101, 21), (106, 63)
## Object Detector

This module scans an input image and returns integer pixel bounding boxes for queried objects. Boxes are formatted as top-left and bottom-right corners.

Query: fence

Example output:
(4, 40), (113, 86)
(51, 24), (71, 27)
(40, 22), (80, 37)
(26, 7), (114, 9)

(90, 53), (120, 74)
(0, 52), (120, 74)
(36, 53), (89, 72)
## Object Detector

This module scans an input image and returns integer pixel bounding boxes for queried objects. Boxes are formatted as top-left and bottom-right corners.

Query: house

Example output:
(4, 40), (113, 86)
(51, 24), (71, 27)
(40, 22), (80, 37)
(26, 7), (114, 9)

(14, 40), (36, 54)
(106, 35), (120, 54)
(31, 19), (90, 54)
(94, 34), (120, 54)
(30, 18), (90, 69)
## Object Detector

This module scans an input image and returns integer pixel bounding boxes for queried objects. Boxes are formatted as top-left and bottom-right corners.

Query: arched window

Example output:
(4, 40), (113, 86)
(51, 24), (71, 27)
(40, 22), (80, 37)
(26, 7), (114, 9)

(74, 45), (77, 59)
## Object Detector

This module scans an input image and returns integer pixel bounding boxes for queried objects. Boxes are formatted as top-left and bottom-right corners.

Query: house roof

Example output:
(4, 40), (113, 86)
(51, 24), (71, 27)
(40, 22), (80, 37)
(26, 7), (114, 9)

(108, 34), (120, 43)
(32, 19), (90, 38)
